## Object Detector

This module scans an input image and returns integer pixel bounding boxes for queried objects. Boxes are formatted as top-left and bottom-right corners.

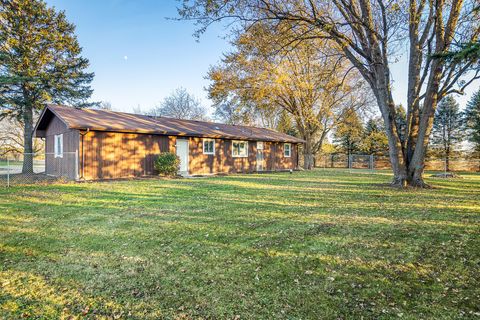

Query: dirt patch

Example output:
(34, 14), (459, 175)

(0, 173), (68, 186)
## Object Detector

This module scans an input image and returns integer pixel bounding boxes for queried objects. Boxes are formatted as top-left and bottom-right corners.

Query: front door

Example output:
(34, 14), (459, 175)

(256, 141), (264, 171)
(176, 139), (189, 175)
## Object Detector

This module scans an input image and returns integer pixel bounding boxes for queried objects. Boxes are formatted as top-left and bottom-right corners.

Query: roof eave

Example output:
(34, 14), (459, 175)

(70, 126), (304, 143)
(34, 104), (72, 137)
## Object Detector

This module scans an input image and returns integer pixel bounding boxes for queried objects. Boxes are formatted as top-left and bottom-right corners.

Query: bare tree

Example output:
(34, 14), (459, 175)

(148, 87), (209, 120)
(93, 101), (113, 111)
(180, 0), (480, 187)
(0, 117), (44, 157)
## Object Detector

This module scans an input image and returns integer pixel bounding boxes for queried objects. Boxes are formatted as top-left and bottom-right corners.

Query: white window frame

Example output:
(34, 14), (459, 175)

(284, 143), (291, 157)
(232, 140), (248, 158)
(203, 138), (215, 155)
(54, 134), (63, 158)
(257, 141), (264, 150)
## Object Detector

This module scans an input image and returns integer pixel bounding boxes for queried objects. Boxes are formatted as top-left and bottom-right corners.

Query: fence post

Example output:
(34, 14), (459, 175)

(7, 158), (10, 188)
(75, 150), (79, 181)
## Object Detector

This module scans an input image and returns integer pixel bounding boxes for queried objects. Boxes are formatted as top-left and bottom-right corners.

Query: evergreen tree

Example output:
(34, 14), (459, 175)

(333, 109), (364, 158)
(361, 117), (389, 155)
(465, 89), (480, 156)
(276, 110), (297, 137)
(430, 96), (464, 171)
(0, 0), (95, 173)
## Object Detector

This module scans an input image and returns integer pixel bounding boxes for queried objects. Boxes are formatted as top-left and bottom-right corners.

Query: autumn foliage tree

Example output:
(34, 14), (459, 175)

(0, 0), (95, 173)
(180, 0), (480, 187)
(208, 24), (370, 169)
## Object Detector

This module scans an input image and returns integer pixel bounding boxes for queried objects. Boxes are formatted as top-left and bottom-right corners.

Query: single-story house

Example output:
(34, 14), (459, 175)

(34, 104), (304, 180)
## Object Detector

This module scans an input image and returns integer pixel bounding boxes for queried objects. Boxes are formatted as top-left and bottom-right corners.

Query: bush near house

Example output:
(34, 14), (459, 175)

(154, 152), (180, 176)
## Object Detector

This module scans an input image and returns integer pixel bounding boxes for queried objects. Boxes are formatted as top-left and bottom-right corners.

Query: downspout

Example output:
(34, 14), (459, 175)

(296, 143), (300, 169)
(79, 128), (90, 180)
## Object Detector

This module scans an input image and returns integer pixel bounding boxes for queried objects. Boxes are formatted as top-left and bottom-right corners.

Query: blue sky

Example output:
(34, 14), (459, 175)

(47, 0), (478, 114)
(46, 0), (230, 114)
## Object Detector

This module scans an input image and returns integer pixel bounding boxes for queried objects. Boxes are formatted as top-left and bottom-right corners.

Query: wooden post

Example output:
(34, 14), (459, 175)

(75, 150), (79, 181)
(7, 158), (10, 188)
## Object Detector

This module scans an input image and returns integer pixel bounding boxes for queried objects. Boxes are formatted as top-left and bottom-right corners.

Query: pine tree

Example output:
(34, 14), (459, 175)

(333, 109), (364, 159)
(0, 0), (95, 173)
(276, 110), (297, 137)
(361, 118), (389, 155)
(465, 89), (480, 157)
(430, 96), (464, 171)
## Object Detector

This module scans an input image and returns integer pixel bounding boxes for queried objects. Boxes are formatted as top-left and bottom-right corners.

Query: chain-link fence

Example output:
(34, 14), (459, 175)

(0, 152), (78, 187)
(315, 153), (480, 174)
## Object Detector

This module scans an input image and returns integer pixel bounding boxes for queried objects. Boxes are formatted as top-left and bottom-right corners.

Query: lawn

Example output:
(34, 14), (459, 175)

(0, 169), (479, 319)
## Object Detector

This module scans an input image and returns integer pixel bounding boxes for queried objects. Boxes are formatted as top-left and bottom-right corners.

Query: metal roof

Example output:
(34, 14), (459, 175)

(34, 104), (305, 143)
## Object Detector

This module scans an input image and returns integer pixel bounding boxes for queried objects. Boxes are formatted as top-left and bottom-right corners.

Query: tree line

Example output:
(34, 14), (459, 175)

(327, 92), (480, 173)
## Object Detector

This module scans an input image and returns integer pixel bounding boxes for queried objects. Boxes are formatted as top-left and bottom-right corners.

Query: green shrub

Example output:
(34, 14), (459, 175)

(154, 152), (180, 176)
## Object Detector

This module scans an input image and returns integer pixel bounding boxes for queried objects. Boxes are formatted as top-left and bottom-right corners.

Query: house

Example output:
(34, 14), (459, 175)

(33, 105), (304, 180)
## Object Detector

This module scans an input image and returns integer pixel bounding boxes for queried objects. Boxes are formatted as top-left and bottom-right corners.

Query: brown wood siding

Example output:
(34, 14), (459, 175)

(274, 142), (297, 170)
(186, 138), (298, 175)
(80, 130), (171, 180)
(81, 134), (298, 179)
(45, 116), (79, 179)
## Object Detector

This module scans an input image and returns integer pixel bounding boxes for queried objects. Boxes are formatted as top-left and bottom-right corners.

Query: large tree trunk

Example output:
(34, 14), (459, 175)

(445, 143), (451, 172)
(372, 74), (409, 187)
(303, 134), (314, 170)
(22, 105), (34, 174)
(406, 49), (445, 187)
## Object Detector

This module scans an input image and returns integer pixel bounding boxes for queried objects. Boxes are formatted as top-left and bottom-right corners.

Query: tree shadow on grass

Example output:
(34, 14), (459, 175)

(1, 171), (479, 318)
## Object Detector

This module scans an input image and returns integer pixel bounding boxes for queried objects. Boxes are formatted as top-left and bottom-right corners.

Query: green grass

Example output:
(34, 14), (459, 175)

(1, 169), (479, 319)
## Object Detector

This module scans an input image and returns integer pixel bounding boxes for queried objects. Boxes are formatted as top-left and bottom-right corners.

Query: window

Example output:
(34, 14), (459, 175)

(232, 140), (248, 157)
(203, 138), (215, 155)
(54, 134), (63, 158)
(257, 141), (264, 150)
(284, 143), (291, 157)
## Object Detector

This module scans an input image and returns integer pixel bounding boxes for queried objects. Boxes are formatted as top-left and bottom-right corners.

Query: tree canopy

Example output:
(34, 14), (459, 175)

(208, 23), (371, 169)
